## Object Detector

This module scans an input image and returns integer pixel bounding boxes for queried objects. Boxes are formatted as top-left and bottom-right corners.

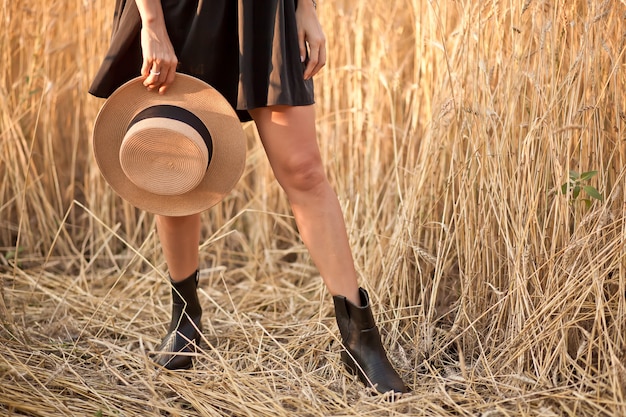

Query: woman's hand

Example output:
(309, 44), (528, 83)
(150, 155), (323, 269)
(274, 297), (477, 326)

(296, 0), (326, 80)
(136, 0), (177, 94)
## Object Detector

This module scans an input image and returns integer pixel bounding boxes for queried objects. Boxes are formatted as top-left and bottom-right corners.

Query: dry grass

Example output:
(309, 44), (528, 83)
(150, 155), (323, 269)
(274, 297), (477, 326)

(1, 0), (626, 415)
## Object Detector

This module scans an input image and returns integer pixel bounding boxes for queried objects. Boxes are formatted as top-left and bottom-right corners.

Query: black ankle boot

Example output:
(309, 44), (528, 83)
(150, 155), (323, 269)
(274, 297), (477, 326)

(154, 270), (203, 370)
(333, 288), (409, 394)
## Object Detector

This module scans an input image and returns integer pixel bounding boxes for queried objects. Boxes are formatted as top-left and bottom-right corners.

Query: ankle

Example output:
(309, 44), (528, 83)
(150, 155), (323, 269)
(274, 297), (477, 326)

(346, 289), (362, 307)
(169, 270), (200, 308)
(170, 268), (199, 283)
(340, 287), (365, 308)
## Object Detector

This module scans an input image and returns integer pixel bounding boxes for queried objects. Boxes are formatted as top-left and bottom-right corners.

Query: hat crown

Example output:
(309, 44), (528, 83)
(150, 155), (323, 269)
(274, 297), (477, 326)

(119, 105), (214, 196)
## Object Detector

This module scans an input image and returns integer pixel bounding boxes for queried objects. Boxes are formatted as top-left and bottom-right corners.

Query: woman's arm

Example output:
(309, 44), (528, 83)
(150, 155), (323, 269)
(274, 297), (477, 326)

(135, 0), (177, 93)
(296, 0), (326, 80)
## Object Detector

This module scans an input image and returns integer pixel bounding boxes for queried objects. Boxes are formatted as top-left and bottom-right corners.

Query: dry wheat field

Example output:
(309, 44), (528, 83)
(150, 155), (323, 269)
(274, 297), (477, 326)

(1, 0), (626, 415)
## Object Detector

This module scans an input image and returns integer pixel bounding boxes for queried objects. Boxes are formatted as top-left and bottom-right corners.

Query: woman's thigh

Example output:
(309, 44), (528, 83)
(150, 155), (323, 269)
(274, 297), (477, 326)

(248, 105), (326, 192)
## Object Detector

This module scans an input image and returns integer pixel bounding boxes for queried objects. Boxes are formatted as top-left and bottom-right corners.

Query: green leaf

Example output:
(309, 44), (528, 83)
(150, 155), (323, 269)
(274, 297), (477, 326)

(583, 199), (592, 209)
(5, 246), (24, 259)
(580, 171), (598, 181)
(561, 182), (569, 194)
(583, 185), (603, 201)
(569, 170), (580, 181)
(572, 185), (581, 199)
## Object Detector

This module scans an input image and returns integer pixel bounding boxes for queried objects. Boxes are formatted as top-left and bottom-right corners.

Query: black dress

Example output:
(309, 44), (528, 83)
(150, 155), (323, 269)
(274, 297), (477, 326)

(89, 0), (315, 121)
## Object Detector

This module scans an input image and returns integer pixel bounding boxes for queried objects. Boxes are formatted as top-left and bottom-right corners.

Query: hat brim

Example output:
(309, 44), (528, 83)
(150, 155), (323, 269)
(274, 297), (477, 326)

(92, 74), (246, 216)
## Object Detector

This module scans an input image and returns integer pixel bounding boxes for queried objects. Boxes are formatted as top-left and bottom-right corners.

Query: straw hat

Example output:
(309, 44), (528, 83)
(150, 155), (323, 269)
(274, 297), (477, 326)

(92, 73), (246, 216)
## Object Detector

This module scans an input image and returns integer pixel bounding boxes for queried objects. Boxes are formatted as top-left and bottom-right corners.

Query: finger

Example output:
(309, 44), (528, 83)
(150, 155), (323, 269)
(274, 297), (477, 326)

(145, 71), (161, 90)
(145, 61), (165, 89)
(150, 60), (163, 79)
(158, 57), (178, 93)
(142, 60), (158, 87)
(304, 44), (319, 80)
(298, 29), (307, 64)
(159, 66), (177, 94)
(141, 58), (152, 79)
(310, 42), (326, 78)
(150, 69), (163, 82)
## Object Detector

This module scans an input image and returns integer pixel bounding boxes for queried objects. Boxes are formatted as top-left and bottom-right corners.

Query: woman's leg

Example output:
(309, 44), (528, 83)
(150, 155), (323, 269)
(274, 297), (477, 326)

(249, 104), (408, 394)
(248, 105), (360, 306)
(153, 213), (203, 370)
(155, 214), (201, 282)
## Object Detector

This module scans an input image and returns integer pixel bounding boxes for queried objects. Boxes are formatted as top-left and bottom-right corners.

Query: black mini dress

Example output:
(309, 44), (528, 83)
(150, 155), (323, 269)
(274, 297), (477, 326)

(89, 0), (315, 121)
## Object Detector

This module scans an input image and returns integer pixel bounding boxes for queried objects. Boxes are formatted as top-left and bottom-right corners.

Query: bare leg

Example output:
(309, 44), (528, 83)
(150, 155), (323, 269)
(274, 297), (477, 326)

(155, 213), (201, 282)
(153, 213), (203, 370)
(151, 106), (406, 391)
(249, 105), (360, 306)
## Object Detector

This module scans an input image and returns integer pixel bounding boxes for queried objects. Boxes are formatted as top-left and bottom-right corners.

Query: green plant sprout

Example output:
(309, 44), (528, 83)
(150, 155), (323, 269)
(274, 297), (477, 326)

(560, 170), (603, 208)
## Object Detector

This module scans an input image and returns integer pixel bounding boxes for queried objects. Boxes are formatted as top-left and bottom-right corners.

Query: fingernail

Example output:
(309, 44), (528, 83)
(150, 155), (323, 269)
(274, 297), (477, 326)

(300, 56), (305, 62)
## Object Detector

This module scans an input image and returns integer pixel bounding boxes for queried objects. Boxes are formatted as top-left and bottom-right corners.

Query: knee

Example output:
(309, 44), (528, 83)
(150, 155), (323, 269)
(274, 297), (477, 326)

(275, 153), (328, 195)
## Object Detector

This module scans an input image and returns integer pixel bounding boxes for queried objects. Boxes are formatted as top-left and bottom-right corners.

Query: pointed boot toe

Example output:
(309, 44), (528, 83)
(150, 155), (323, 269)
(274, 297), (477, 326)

(154, 322), (202, 370)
